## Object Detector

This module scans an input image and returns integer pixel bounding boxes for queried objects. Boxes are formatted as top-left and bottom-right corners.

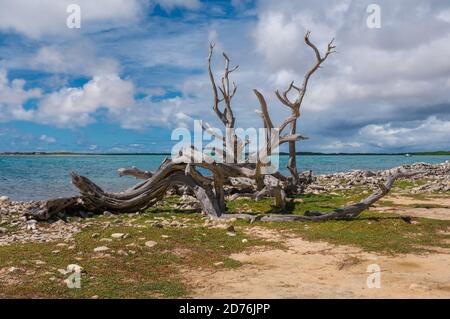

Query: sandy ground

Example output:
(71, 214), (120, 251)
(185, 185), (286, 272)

(375, 195), (450, 220)
(187, 226), (450, 299)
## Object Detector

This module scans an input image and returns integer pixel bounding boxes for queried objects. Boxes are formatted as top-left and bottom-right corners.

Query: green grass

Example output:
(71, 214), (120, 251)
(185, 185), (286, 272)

(226, 191), (366, 215)
(393, 179), (428, 190)
(0, 213), (272, 299)
(244, 211), (450, 254)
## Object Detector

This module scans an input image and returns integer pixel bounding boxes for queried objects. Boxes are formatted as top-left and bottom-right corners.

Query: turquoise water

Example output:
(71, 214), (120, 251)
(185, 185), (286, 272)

(0, 155), (448, 201)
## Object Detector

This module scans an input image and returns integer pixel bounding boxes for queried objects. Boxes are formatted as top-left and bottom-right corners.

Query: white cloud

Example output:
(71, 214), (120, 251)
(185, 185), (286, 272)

(35, 74), (135, 127)
(359, 117), (450, 150)
(39, 134), (56, 143)
(437, 8), (450, 23)
(320, 141), (362, 152)
(114, 96), (193, 130)
(29, 44), (119, 76)
(0, 0), (145, 38)
(0, 68), (41, 122)
(154, 0), (202, 11)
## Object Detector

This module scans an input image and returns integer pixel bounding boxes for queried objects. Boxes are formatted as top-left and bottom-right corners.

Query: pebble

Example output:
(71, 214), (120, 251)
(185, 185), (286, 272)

(111, 233), (125, 239)
(93, 246), (109, 253)
(8, 266), (22, 273)
(26, 219), (37, 231)
(241, 239), (248, 243)
(103, 211), (113, 217)
(145, 241), (157, 248)
(117, 249), (129, 256)
(0, 196), (9, 202)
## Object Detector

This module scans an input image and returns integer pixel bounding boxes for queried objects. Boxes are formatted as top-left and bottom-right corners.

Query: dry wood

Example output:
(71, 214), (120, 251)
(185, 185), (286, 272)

(27, 33), (417, 225)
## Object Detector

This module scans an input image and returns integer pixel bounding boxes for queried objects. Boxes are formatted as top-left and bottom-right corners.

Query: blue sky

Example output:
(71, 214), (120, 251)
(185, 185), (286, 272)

(1, 0), (450, 153)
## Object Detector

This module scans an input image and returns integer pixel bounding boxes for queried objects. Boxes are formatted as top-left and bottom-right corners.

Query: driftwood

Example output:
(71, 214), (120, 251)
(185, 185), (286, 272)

(27, 31), (419, 223)
(221, 170), (422, 222)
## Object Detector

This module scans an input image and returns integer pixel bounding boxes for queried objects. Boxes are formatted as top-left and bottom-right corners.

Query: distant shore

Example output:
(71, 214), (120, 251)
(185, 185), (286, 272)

(1, 151), (450, 156)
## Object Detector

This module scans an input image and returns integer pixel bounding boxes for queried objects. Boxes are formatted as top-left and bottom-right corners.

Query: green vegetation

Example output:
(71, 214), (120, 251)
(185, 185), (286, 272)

(0, 212), (272, 298)
(226, 190), (366, 215)
(1, 189), (449, 298)
(226, 189), (450, 254)
(393, 179), (427, 190)
(259, 212), (449, 254)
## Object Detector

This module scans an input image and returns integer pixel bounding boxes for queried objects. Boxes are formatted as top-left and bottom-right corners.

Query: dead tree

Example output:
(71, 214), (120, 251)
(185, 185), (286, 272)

(275, 31), (336, 184)
(28, 31), (420, 222)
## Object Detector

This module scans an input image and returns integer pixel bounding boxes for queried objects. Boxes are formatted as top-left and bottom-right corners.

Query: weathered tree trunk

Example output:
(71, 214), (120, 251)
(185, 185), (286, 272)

(222, 170), (422, 222)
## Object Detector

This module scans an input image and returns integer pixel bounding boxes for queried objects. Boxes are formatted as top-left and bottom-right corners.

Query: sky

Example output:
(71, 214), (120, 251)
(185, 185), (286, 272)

(0, 0), (449, 153)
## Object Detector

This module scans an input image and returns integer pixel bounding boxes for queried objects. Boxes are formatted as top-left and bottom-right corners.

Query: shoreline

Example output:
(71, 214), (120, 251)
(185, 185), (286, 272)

(1, 152), (450, 156)
(1, 161), (449, 207)
(1, 161), (449, 202)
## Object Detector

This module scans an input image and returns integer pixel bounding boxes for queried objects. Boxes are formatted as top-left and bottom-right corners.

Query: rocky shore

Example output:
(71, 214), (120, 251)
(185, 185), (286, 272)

(1, 161), (449, 246)
(305, 161), (450, 194)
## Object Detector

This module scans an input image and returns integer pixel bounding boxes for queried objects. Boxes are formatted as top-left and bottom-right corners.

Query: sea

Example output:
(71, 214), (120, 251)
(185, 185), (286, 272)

(0, 154), (448, 201)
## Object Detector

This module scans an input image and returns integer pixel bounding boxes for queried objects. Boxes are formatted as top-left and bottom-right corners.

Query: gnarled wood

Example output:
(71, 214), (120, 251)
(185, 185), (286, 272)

(27, 34), (410, 225)
(222, 170), (421, 222)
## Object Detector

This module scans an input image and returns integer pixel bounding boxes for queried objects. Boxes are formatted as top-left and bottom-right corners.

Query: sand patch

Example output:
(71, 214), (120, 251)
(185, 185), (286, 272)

(384, 195), (450, 207)
(186, 227), (450, 298)
(375, 195), (450, 220)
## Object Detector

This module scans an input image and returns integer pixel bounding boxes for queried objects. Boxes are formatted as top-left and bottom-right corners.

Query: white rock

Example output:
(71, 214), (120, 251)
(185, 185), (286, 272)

(117, 249), (129, 256)
(145, 241), (157, 248)
(0, 196), (9, 202)
(241, 239), (248, 243)
(8, 266), (21, 273)
(26, 219), (37, 231)
(111, 233), (125, 239)
(93, 246), (109, 253)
